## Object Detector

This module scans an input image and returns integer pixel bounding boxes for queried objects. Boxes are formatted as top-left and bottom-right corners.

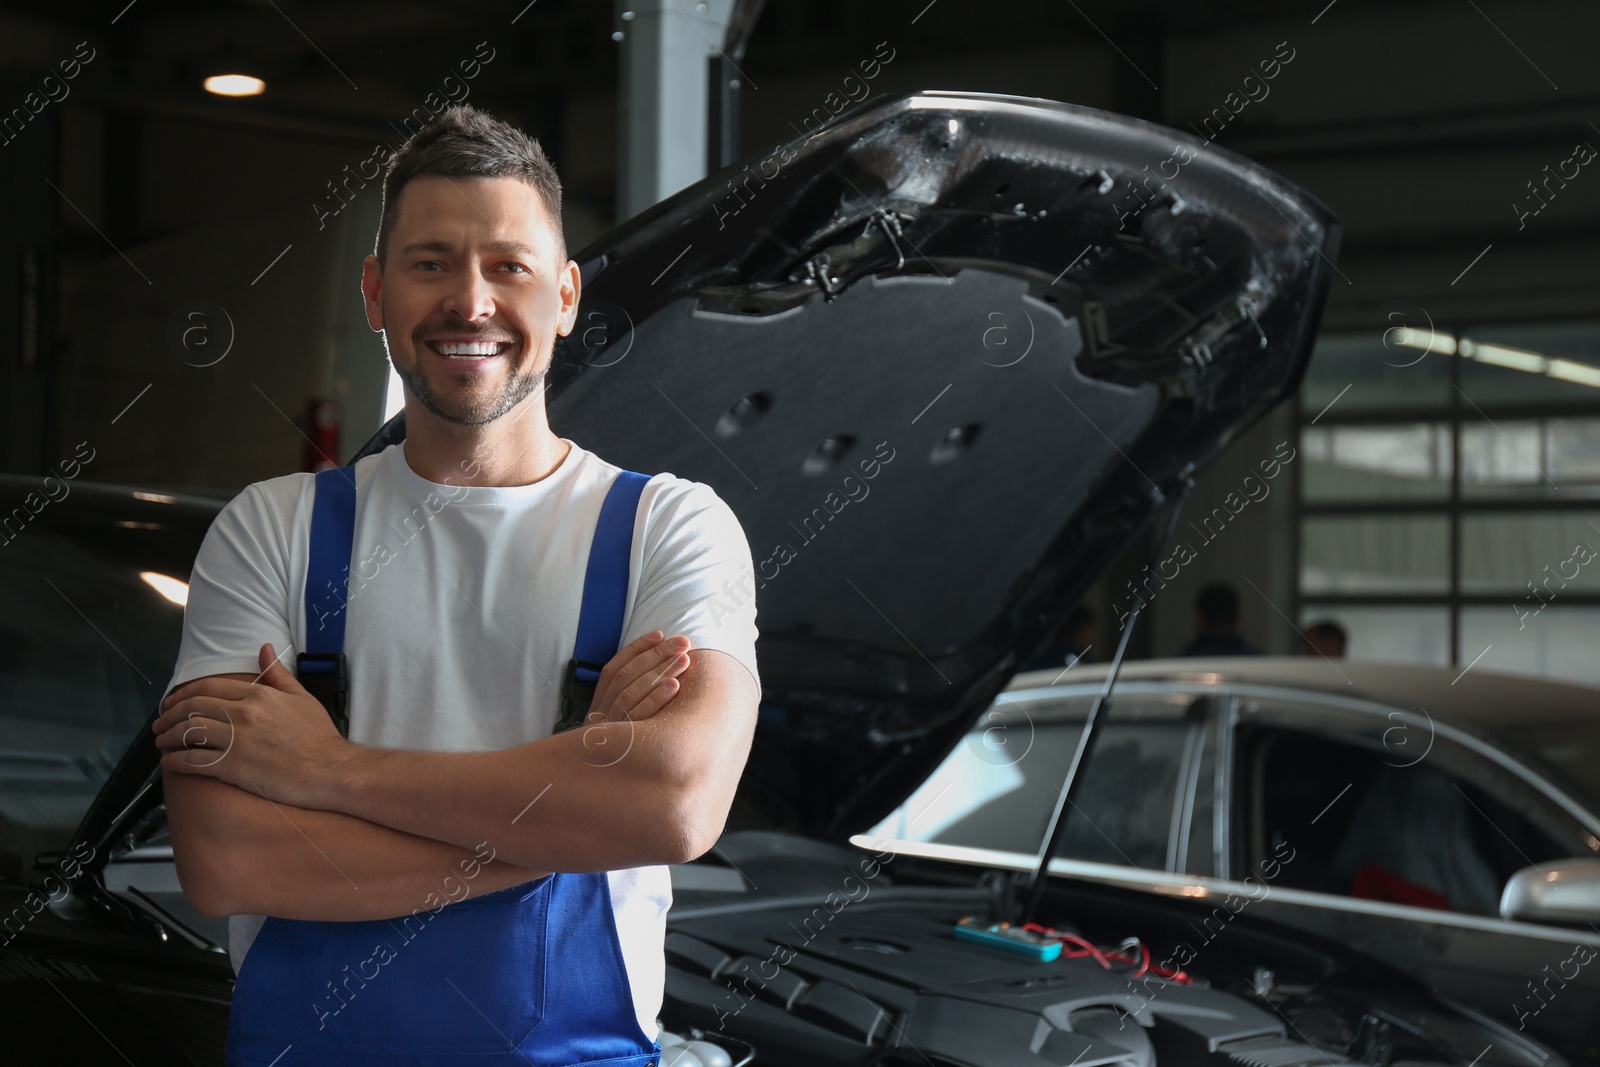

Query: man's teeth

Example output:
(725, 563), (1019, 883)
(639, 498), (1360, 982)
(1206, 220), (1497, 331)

(434, 341), (505, 358)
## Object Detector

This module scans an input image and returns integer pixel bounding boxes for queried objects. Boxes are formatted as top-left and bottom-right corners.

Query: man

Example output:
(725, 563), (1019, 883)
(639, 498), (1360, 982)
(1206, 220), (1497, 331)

(151, 105), (761, 1065)
(1178, 582), (1262, 657)
(1301, 619), (1348, 659)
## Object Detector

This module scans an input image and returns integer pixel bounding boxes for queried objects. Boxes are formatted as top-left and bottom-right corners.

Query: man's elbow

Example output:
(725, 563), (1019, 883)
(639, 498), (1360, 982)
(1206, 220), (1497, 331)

(187, 882), (235, 920)
(164, 773), (255, 917)
(171, 817), (257, 916)
(629, 663), (757, 866)
(649, 774), (735, 866)
(172, 842), (239, 917)
(653, 814), (715, 866)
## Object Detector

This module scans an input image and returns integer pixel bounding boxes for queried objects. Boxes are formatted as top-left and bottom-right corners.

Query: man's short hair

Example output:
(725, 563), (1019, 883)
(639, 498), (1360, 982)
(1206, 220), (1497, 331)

(1196, 582), (1240, 627)
(375, 105), (566, 268)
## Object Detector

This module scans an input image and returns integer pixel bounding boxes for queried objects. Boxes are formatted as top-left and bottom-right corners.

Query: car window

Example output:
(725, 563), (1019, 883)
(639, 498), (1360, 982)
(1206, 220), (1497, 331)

(1234, 698), (1595, 917)
(0, 525), (188, 872)
(867, 691), (1201, 870)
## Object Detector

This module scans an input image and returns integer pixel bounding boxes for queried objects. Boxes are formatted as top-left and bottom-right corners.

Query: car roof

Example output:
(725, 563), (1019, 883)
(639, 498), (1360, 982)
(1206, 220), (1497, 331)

(1007, 655), (1600, 735)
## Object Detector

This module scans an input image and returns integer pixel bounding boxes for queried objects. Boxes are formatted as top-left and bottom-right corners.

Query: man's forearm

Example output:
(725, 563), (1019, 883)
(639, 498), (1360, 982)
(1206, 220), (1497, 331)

(308, 652), (760, 872)
(317, 721), (694, 873)
(165, 771), (550, 921)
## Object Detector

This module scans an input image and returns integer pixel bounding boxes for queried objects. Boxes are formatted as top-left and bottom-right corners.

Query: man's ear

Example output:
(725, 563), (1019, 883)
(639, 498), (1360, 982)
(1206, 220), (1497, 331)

(555, 259), (581, 337)
(361, 254), (384, 332)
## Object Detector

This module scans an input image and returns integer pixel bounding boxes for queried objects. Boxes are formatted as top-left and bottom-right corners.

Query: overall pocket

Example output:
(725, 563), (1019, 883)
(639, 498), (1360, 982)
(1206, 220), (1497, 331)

(317, 877), (552, 1056)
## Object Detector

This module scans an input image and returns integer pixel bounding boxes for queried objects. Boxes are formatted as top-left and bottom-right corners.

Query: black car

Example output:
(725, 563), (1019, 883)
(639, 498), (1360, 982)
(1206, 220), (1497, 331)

(0, 476), (233, 1060)
(1, 90), (1563, 1066)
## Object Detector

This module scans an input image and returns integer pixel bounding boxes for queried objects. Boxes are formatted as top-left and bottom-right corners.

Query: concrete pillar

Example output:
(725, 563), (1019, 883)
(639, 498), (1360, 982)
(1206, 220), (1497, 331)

(614, 0), (737, 220)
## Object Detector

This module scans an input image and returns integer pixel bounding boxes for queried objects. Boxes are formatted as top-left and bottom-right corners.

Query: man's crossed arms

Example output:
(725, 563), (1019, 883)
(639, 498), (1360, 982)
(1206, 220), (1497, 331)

(152, 631), (759, 921)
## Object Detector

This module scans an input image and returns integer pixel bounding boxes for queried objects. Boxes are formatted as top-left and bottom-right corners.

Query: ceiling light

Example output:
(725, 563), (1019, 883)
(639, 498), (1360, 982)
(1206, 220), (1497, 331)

(1462, 339), (1548, 374)
(1547, 359), (1600, 387)
(141, 571), (190, 606)
(1390, 327), (1457, 356)
(204, 74), (265, 97)
(1381, 326), (1600, 390)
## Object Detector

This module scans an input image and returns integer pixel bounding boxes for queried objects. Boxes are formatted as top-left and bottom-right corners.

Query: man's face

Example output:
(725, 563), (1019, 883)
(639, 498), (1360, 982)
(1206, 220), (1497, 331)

(361, 174), (578, 427)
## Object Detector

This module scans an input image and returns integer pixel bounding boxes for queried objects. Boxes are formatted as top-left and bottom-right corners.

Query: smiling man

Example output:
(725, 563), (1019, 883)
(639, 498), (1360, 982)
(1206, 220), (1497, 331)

(153, 105), (761, 1066)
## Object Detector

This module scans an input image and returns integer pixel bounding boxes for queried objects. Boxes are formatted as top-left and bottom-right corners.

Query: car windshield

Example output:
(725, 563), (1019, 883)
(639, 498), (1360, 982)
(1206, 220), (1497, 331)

(0, 521), (189, 873)
(1496, 720), (1600, 817)
(866, 695), (1199, 869)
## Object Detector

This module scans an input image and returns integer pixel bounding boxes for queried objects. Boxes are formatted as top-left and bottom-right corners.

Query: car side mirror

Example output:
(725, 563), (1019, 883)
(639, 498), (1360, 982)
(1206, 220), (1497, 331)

(1500, 859), (1600, 925)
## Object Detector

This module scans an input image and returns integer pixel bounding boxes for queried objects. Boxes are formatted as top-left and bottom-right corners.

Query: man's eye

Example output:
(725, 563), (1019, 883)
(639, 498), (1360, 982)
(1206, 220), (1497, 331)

(499, 262), (530, 274)
(415, 261), (444, 271)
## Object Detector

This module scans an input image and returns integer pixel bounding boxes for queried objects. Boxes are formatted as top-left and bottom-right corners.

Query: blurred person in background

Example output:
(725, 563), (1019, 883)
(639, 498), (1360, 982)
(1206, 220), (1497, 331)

(1180, 582), (1262, 657)
(1302, 619), (1348, 659)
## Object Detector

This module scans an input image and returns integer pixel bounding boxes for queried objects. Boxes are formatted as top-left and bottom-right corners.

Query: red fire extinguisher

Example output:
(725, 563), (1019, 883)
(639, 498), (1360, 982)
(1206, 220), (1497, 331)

(302, 399), (342, 472)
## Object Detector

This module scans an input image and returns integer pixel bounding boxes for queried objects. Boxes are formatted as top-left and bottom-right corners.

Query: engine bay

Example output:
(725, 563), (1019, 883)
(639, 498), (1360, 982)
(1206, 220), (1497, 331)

(661, 878), (1552, 1067)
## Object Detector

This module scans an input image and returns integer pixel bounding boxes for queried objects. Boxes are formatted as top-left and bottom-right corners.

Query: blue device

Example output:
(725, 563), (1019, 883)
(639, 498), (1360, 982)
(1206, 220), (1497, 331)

(952, 918), (1063, 962)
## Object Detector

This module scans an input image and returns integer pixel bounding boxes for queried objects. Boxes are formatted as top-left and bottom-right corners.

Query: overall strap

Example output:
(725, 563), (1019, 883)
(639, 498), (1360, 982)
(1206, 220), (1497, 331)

(557, 469), (651, 732)
(299, 465), (357, 736)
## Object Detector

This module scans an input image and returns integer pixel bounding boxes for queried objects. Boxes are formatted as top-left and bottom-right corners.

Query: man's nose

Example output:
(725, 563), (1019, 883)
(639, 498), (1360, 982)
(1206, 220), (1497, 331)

(442, 269), (496, 320)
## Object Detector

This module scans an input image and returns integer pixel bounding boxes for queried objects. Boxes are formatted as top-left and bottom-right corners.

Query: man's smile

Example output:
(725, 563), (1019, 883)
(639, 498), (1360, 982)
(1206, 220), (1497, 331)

(423, 337), (517, 367)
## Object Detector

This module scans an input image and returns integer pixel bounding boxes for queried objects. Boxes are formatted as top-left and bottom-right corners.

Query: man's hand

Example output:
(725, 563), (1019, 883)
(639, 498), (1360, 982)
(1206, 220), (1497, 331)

(153, 642), (348, 807)
(585, 629), (693, 725)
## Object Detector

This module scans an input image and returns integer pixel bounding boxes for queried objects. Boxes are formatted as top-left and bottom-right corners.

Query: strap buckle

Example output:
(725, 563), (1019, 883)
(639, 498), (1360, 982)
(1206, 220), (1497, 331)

(296, 652), (350, 738)
(555, 656), (606, 734)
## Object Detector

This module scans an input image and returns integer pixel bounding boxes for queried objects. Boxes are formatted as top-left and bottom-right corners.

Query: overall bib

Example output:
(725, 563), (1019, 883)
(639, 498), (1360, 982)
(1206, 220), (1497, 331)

(225, 464), (662, 1067)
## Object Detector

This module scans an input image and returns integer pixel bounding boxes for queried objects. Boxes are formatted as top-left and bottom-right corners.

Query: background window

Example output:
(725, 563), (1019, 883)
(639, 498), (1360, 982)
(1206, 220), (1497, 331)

(1301, 515), (1450, 595)
(1301, 423), (1452, 502)
(1298, 322), (1600, 684)
(1459, 606), (1600, 686)
(1296, 606), (1450, 666)
(1459, 513), (1600, 594)
(1460, 418), (1600, 500)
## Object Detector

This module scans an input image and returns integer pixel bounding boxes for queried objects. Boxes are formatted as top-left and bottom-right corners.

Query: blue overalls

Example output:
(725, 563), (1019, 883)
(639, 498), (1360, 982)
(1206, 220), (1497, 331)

(225, 464), (663, 1067)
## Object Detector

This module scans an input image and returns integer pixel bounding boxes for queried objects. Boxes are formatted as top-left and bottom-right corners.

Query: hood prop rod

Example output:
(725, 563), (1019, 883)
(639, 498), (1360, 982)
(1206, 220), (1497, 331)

(1017, 476), (1192, 927)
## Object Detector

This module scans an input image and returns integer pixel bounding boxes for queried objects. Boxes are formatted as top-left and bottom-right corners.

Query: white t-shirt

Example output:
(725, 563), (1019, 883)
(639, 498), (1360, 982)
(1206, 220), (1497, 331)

(163, 438), (761, 1040)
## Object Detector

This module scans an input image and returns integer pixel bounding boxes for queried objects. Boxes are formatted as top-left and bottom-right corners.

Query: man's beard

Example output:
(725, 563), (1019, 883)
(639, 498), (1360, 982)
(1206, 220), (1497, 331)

(390, 342), (546, 427)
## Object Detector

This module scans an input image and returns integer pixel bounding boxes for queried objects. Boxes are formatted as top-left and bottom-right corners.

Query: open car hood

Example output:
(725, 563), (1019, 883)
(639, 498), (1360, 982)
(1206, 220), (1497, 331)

(360, 89), (1338, 838)
(70, 90), (1338, 879)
